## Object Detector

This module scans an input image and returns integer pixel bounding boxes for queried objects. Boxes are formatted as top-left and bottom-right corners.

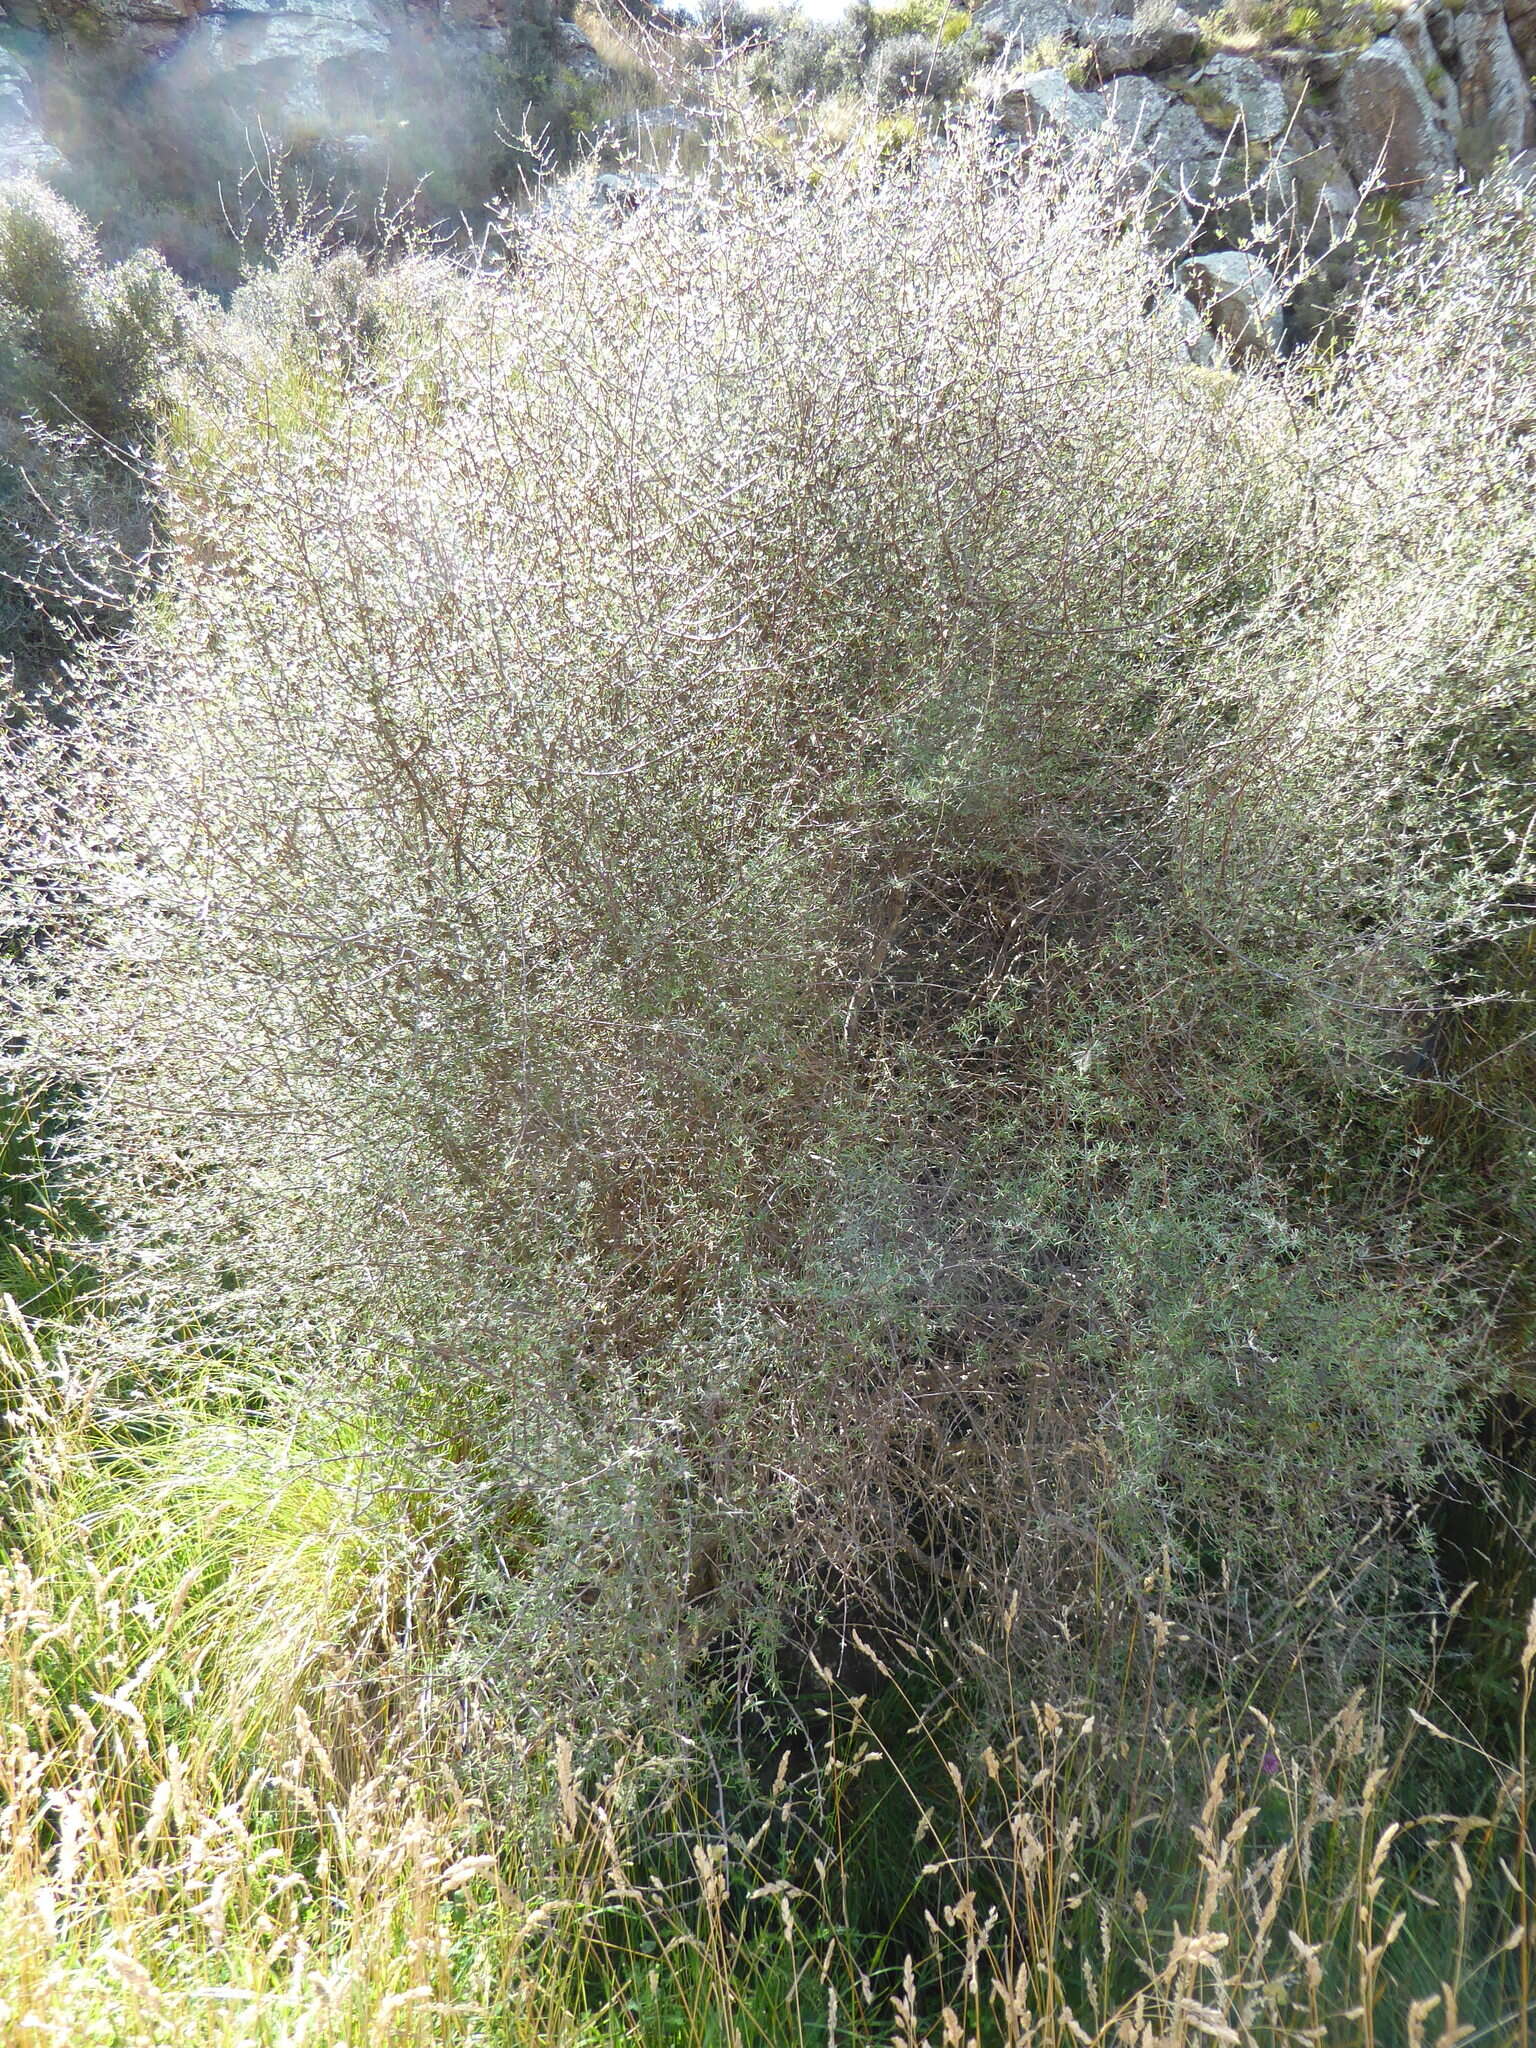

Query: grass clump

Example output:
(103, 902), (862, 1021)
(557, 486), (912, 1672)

(1201, 0), (1383, 49)
(1016, 32), (1092, 81)
(0, 1307), (522, 2047)
(2, 1294), (1532, 2048)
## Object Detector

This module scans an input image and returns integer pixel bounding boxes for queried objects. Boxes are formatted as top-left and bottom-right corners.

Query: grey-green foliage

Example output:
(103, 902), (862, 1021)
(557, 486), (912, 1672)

(753, 11), (870, 99)
(871, 29), (967, 102)
(9, 137), (1535, 1728)
(0, 182), (186, 441)
(228, 247), (383, 374)
(0, 179), (189, 675)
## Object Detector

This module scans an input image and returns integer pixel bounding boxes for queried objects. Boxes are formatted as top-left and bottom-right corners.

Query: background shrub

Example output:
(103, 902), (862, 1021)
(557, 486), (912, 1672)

(0, 177), (190, 683)
(871, 28), (968, 101)
(869, 0), (970, 40)
(753, 11), (870, 100)
(0, 179), (187, 442)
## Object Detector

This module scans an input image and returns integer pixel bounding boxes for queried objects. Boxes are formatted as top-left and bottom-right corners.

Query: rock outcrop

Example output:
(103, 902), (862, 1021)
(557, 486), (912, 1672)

(975, 0), (1080, 49)
(0, 46), (62, 175)
(0, 0), (571, 204)
(1333, 34), (1456, 196)
(1081, 6), (1200, 79)
(1455, 0), (1535, 173)
(1196, 52), (1289, 142)
(164, 0), (392, 150)
(1180, 248), (1285, 356)
(1100, 71), (1213, 162)
(994, 64), (1106, 137)
(983, 0), (1536, 355)
(1506, 0), (1536, 71)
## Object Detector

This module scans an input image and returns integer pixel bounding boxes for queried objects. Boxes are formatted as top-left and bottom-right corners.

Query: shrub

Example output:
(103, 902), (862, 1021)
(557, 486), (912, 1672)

(711, 0), (783, 47)
(0, 180), (186, 443)
(0, 178), (190, 679)
(8, 135), (1534, 1740)
(869, 0), (969, 40)
(872, 29), (969, 101)
(754, 12), (870, 101)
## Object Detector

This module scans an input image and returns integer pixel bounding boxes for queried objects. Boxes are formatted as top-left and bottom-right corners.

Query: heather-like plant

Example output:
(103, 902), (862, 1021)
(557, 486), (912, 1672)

(6, 135), (1533, 1737)
(0, 179), (187, 442)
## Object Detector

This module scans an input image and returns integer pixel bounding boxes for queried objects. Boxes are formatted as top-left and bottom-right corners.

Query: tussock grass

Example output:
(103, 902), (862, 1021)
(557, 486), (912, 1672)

(2, 1302), (1532, 2047)
(0, 1305), (516, 2047)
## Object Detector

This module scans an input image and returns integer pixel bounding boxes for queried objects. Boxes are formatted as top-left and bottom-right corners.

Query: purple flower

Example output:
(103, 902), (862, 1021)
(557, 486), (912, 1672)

(1261, 1749), (1281, 1778)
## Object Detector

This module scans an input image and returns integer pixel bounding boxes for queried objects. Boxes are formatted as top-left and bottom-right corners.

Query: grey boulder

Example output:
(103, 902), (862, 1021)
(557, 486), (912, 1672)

(1180, 249), (1285, 358)
(993, 66), (1107, 137)
(1454, 0), (1535, 174)
(1333, 34), (1456, 197)
(1165, 288), (1217, 362)
(1192, 53), (1291, 144)
(974, 0), (1083, 51)
(1081, 4), (1200, 77)
(0, 49), (63, 179)
(1100, 72), (1216, 164)
(158, 5), (392, 148)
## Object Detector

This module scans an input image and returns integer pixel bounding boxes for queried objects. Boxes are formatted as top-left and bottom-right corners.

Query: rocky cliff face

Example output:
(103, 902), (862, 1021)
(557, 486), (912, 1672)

(981, 0), (1536, 348)
(0, 0), (585, 267)
(2, 0), (1533, 333)
(1, 44), (61, 174)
